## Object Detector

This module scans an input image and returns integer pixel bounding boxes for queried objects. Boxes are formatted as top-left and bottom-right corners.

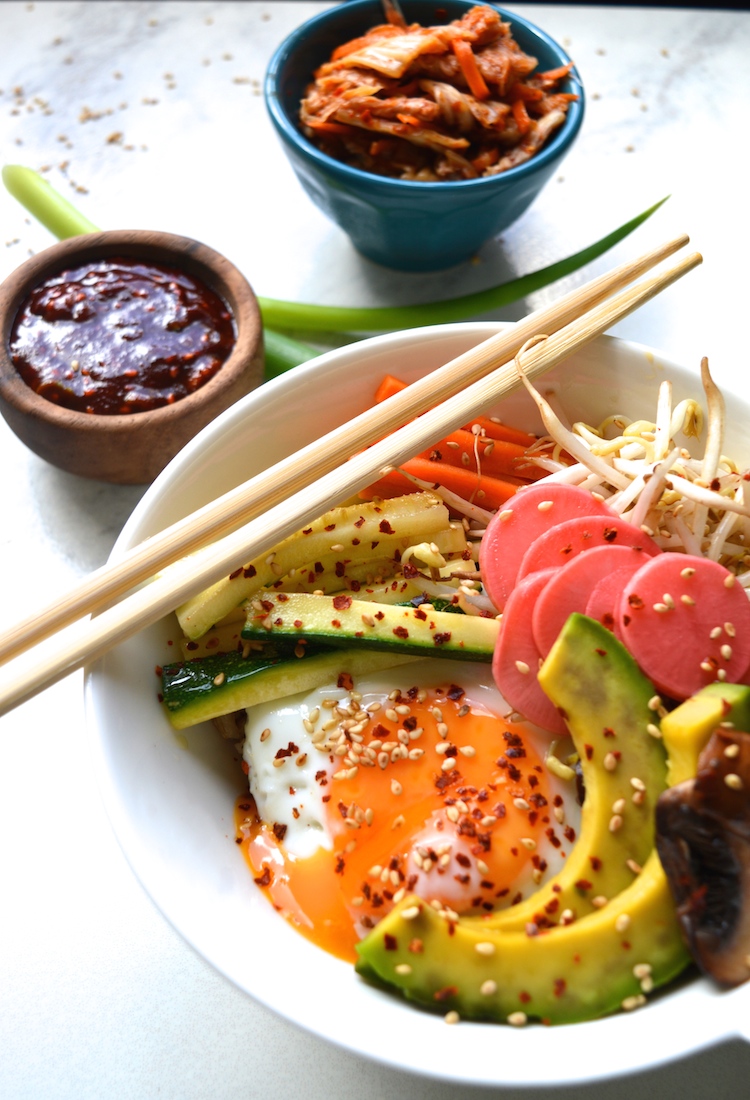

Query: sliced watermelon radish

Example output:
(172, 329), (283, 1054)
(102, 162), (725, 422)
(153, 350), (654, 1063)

(616, 553), (750, 700)
(532, 544), (651, 657)
(479, 483), (615, 612)
(517, 514), (660, 582)
(492, 568), (567, 735)
(586, 564), (648, 636)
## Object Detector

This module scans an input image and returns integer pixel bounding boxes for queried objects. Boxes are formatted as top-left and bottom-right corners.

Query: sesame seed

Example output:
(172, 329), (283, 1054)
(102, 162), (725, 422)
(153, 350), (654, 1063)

(612, 798), (626, 814)
(408, 747), (425, 760)
(680, 567), (696, 578)
(507, 1011), (528, 1027)
(385, 708), (399, 723)
(446, 806), (460, 823)
(725, 622), (737, 637)
(392, 814), (405, 829)
(609, 814), (623, 833)
(560, 909), (575, 925)
(395, 963), (412, 975)
(633, 963), (652, 979)
(648, 695), (663, 712)
(721, 644), (733, 660)
(456, 800), (470, 814)
(212, 672), (225, 686)
(391, 779), (403, 796)
(725, 773), (743, 790)
(513, 797), (530, 812)
(444, 1011), (460, 1025)
(680, 594), (696, 606)
(615, 913), (631, 933)
(604, 752), (619, 772)
(663, 593), (675, 609)
(553, 805), (565, 824)
(476, 859), (490, 875)
(621, 994), (647, 1011)
(436, 722), (450, 738)
(498, 509), (514, 522)
(441, 757), (455, 772)
(481, 815), (497, 827)
(260, 728), (271, 742)
(395, 704), (411, 716)
(646, 723), (662, 739)
(592, 896), (608, 908)
(361, 614), (375, 627)
(459, 745), (476, 757)
(630, 777), (646, 792)
(710, 626), (723, 640)
(273, 758), (286, 769)
(330, 543), (345, 552)
(653, 602), (670, 613)
(435, 741), (452, 755)
(724, 744), (741, 759)
(515, 660), (531, 675)
(725, 573), (737, 588)
(537, 501), (554, 512)
(475, 941), (496, 956)
(632, 789), (645, 806)
(520, 837), (536, 851)
(296, 753), (308, 767)
(378, 752), (389, 769)
(626, 859), (642, 875)
(480, 979), (498, 996)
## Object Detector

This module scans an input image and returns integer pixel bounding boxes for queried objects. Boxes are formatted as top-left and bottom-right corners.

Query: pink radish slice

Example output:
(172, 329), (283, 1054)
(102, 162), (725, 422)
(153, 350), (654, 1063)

(479, 484), (615, 612)
(492, 568), (567, 735)
(518, 515), (660, 583)
(586, 564), (648, 636)
(616, 553), (750, 701)
(532, 544), (651, 657)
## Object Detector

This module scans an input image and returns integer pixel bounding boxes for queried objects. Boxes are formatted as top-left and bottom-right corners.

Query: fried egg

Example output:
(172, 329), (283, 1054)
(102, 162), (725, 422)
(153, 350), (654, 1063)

(237, 660), (579, 961)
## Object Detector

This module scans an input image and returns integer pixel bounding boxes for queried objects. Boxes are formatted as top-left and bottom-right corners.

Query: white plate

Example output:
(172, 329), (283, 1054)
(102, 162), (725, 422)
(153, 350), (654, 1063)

(85, 323), (750, 1088)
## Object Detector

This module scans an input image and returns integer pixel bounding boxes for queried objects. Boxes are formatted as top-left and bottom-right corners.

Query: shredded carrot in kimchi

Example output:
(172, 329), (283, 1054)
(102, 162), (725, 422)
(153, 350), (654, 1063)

(299, 5), (577, 181)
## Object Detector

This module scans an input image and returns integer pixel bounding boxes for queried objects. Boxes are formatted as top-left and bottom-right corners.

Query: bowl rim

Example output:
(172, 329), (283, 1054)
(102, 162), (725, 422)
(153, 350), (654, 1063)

(0, 228), (262, 437)
(85, 321), (750, 1088)
(264, 0), (585, 193)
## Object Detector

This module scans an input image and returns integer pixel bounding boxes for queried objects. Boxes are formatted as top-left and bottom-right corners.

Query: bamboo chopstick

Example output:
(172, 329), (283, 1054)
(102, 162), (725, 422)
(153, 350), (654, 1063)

(0, 246), (701, 717)
(0, 234), (689, 668)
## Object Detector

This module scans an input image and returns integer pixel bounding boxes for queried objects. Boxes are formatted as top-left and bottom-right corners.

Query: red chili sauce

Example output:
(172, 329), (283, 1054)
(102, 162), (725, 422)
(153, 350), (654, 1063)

(9, 256), (236, 415)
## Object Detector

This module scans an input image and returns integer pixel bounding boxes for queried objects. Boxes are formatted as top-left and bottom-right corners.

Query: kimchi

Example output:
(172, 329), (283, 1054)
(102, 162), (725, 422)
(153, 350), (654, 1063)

(299, 5), (578, 181)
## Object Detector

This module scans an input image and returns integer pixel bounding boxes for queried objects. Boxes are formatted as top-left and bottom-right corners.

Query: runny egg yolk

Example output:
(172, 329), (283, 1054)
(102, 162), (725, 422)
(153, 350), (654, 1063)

(236, 680), (572, 963)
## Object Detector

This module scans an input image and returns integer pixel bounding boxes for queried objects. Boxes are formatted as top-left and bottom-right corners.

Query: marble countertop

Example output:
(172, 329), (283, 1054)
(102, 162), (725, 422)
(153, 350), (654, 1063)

(2, 3), (750, 1098)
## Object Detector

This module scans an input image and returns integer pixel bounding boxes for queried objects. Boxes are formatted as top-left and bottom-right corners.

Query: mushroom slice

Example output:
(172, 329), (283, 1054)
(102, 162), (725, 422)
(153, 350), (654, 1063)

(656, 728), (750, 987)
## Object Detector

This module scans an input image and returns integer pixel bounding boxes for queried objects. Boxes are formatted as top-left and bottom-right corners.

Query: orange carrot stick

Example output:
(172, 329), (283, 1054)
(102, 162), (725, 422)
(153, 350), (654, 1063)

(537, 62), (574, 83)
(512, 96), (531, 135)
(452, 38), (490, 101)
(418, 428), (544, 481)
(461, 415), (537, 449)
(362, 457), (521, 510)
(373, 374), (408, 403)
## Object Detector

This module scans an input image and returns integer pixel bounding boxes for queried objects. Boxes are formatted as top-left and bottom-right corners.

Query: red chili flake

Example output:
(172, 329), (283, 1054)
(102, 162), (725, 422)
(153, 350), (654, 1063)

(379, 519), (395, 534)
(584, 744), (594, 760)
(229, 567), (243, 580)
(623, 614), (631, 626)
(333, 594), (352, 611)
(293, 619), (303, 628)
(243, 564), (257, 579)
(575, 879), (592, 891)
(276, 592), (289, 603)
(354, 516), (366, 528)
(352, 538), (360, 546)
(553, 978), (567, 998)
(414, 607), (427, 621)
(383, 933), (398, 951)
(589, 855), (602, 871)
(402, 562), (419, 579)
(433, 632), (452, 646)
(272, 822), (287, 841)
(561, 543), (573, 556)
(602, 612), (615, 629)
(409, 938), (424, 954)
(595, 648), (607, 656)
(433, 985), (458, 1002)
(324, 523), (336, 531)
(273, 617), (283, 626)
(564, 825), (576, 843)
(375, 611), (385, 621)
(261, 599), (274, 612)
(393, 626), (409, 639)
(621, 941), (631, 951)
(254, 867), (273, 887)
(331, 619), (342, 628)
(185, 641), (198, 651)
(302, 527), (313, 534)
(602, 527), (618, 542)
(603, 728), (616, 738)
(275, 742), (299, 760)
(335, 562), (346, 578)
(447, 684), (465, 701)
(337, 671), (354, 690)
(519, 990), (532, 1004)
(628, 593), (644, 609)
(544, 898), (559, 915)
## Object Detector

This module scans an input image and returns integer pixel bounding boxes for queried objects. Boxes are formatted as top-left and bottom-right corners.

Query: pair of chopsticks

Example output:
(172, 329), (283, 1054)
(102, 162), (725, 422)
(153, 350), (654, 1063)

(0, 236), (701, 716)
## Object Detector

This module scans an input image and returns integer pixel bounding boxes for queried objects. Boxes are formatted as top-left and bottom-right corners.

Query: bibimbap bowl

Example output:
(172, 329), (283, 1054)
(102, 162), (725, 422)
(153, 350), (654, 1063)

(86, 323), (750, 1088)
(264, 0), (584, 271)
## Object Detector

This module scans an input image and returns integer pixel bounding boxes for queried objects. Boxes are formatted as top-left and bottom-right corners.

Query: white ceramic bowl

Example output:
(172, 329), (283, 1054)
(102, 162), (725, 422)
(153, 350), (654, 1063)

(85, 323), (750, 1088)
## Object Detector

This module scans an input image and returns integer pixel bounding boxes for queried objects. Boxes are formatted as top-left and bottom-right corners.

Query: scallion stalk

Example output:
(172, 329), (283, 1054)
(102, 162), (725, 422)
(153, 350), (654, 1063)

(3, 164), (668, 350)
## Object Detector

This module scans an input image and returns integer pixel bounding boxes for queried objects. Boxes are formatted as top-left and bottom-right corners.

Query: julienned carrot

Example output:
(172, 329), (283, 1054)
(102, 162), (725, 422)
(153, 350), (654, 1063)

(538, 62), (574, 84)
(362, 457), (520, 510)
(452, 38), (490, 100)
(373, 374), (408, 403)
(463, 415), (536, 449)
(417, 428), (545, 481)
(512, 97), (531, 135)
(304, 118), (355, 136)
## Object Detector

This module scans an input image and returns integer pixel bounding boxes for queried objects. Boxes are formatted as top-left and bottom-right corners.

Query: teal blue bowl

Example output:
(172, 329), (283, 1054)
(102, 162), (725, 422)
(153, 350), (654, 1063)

(265, 0), (584, 271)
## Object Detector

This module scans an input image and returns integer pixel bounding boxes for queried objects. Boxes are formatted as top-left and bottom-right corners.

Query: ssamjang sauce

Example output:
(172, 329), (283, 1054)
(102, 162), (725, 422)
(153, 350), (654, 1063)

(9, 256), (236, 415)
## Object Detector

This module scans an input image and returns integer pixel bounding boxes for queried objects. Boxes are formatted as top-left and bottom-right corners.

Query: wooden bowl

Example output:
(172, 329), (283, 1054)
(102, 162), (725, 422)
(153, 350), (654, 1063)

(0, 230), (264, 484)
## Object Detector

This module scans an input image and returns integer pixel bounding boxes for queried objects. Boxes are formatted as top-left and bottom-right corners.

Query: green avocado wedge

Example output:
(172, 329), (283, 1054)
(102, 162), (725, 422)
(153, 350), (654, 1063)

(464, 614), (669, 933)
(355, 618), (750, 1025)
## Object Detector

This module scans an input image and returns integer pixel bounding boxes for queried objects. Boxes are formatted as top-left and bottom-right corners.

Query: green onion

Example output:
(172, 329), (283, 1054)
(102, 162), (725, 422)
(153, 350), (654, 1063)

(3, 163), (668, 350)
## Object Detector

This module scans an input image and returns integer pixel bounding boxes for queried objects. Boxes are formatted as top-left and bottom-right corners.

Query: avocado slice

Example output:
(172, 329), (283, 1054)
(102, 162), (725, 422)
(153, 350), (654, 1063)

(464, 613), (669, 933)
(355, 617), (743, 1024)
